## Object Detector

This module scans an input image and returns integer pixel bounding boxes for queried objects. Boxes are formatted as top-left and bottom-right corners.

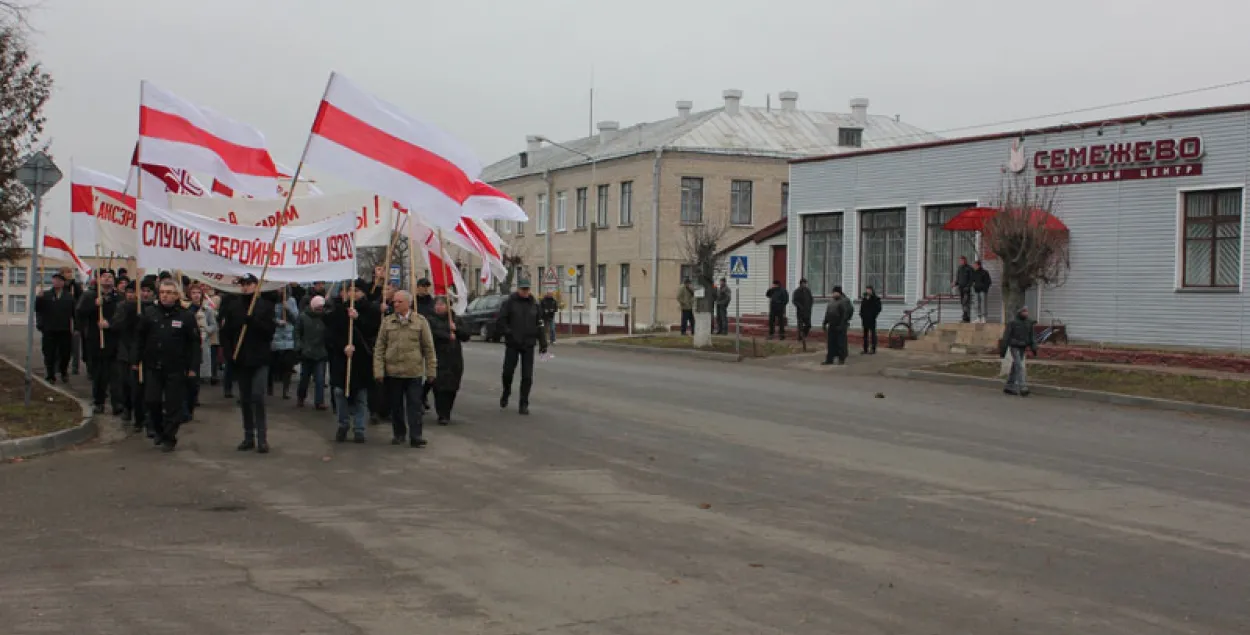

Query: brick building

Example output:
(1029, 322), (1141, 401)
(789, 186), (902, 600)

(480, 91), (937, 326)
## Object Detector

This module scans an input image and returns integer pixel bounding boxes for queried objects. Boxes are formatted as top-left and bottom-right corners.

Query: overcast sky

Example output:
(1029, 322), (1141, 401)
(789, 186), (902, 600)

(21, 0), (1250, 252)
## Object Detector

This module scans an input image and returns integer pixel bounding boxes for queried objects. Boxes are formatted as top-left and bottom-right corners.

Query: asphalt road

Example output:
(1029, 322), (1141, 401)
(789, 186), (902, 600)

(1, 331), (1248, 634)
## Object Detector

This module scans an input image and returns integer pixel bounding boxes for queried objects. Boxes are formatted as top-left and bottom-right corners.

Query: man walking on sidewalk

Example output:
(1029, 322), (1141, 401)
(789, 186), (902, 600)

(77, 269), (122, 415)
(540, 291), (559, 344)
(35, 272), (75, 384)
(497, 279), (548, 415)
(219, 275), (277, 454)
(952, 256), (974, 323)
(134, 280), (199, 452)
(766, 280), (789, 340)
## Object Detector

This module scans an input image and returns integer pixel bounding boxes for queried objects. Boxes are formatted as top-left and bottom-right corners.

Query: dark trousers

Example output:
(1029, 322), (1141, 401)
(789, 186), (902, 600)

(145, 368), (187, 445)
(422, 381), (433, 408)
(235, 365), (269, 442)
(501, 345), (535, 406)
(768, 308), (786, 338)
(369, 381), (390, 420)
(210, 345), (221, 382)
(71, 331), (81, 373)
(41, 330), (72, 379)
(959, 287), (972, 322)
(715, 305), (728, 334)
(297, 358), (326, 406)
(90, 352), (121, 409)
(797, 311), (812, 339)
(862, 320), (877, 352)
(222, 358), (235, 397)
(434, 389), (458, 421)
(184, 376), (199, 420)
(128, 366), (147, 431)
(386, 377), (424, 440)
(824, 328), (848, 363)
(680, 310), (695, 335)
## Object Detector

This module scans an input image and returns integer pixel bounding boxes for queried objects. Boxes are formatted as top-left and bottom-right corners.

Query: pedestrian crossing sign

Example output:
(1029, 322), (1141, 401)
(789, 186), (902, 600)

(729, 255), (749, 279)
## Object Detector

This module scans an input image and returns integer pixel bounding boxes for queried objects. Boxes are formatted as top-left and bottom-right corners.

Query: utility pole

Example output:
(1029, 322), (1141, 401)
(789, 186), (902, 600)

(589, 222), (598, 335)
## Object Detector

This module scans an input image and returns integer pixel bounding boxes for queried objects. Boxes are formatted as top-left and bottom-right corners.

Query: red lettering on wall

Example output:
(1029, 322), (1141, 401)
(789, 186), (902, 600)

(1180, 137), (1203, 159)
(1033, 151), (1049, 170)
(1133, 141), (1152, 162)
(1155, 139), (1177, 161)
(1066, 147), (1088, 168)
(1089, 145), (1107, 166)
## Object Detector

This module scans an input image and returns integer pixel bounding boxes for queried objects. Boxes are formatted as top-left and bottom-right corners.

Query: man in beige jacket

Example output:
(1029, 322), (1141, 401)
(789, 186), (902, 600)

(374, 290), (437, 448)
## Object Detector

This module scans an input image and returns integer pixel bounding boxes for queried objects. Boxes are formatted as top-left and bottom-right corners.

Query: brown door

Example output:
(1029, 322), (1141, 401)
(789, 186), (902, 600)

(771, 245), (787, 285)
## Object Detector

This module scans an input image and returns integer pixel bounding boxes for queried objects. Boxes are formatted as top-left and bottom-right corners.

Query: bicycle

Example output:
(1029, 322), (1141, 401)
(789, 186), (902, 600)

(887, 307), (938, 349)
(1037, 309), (1067, 345)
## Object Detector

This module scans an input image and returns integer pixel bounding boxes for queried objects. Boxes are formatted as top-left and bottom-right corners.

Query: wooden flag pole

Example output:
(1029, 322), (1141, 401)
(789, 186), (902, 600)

(135, 168), (144, 383)
(407, 222), (419, 294)
(374, 207), (403, 296)
(436, 227), (455, 321)
(345, 279), (356, 395)
(232, 162), (305, 361)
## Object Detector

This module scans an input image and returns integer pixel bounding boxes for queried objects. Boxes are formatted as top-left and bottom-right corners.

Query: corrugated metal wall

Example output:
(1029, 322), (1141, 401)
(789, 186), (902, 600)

(722, 233), (788, 316)
(788, 110), (1250, 350)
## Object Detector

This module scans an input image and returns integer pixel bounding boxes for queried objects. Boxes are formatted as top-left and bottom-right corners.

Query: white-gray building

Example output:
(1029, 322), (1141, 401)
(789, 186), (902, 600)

(787, 103), (1250, 351)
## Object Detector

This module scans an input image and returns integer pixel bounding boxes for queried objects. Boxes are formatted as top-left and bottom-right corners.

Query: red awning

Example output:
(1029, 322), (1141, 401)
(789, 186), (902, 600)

(942, 207), (1068, 232)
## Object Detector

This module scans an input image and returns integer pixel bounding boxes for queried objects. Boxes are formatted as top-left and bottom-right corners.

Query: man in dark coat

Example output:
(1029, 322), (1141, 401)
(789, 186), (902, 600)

(428, 297), (469, 425)
(496, 279), (548, 415)
(859, 285), (883, 354)
(539, 291), (559, 343)
(1000, 307), (1038, 396)
(765, 280), (789, 340)
(791, 278), (814, 340)
(35, 272), (75, 383)
(134, 279), (198, 451)
(77, 269), (122, 414)
(325, 279), (379, 443)
(821, 286), (854, 365)
(114, 276), (157, 433)
(972, 260), (992, 324)
(714, 278), (732, 335)
(952, 256), (975, 323)
(218, 274), (277, 453)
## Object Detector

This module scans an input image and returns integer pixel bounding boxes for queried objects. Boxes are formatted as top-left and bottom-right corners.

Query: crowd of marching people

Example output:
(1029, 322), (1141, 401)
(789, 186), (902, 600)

(35, 264), (549, 454)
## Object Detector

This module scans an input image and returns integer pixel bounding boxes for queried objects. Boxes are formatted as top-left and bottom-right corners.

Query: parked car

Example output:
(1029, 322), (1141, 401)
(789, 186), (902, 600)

(461, 294), (506, 342)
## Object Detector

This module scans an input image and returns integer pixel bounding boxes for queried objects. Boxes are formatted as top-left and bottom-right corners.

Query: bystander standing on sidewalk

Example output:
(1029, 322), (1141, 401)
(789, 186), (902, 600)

(715, 278), (732, 335)
(972, 260), (992, 324)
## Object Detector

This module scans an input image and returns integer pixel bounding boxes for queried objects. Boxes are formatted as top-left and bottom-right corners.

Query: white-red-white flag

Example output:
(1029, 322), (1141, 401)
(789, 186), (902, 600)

(70, 166), (133, 247)
(463, 181), (529, 222)
(409, 220), (468, 313)
(305, 73), (481, 231)
(125, 142), (209, 201)
(456, 216), (506, 283)
(139, 81), (282, 198)
(213, 163), (324, 199)
(42, 233), (92, 282)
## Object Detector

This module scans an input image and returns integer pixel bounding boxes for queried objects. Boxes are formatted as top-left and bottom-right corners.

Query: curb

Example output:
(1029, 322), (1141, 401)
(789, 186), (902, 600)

(882, 367), (1250, 421)
(574, 340), (743, 363)
(0, 355), (97, 461)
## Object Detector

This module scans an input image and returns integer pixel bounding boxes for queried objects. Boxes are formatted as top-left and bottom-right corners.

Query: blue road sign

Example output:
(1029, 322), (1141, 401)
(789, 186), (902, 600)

(389, 264), (402, 286)
(729, 255), (749, 280)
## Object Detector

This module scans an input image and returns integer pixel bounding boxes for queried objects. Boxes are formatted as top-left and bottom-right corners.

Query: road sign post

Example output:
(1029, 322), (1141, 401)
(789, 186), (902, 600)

(388, 264), (401, 288)
(565, 265), (578, 337)
(729, 256), (748, 358)
(17, 152), (63, 406)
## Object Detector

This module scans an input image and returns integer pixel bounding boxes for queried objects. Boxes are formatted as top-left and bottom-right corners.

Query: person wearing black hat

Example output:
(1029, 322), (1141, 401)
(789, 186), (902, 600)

(77, 269), (123, 414)
(218, 274), (277, 453)
(134, 279), (199, 452)
(821, 286), (854, 365)
(113, 276), (157, 433)
(414, 278), (435, 319)
(325, 278), (379, 442)
(35, 272), (75, 383)
(495, 278), (547, 415)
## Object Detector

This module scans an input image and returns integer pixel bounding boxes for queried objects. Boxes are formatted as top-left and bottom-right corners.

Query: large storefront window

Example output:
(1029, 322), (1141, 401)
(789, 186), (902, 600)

(925, 203), (977, 296)
(860, 209), (906, 298)
(1183, 188), (1242, 288)
(802, 213), (843, 296)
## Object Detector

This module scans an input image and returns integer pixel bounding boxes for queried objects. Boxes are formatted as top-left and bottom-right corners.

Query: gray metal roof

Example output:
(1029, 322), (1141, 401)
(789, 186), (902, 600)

(480, 105), (940, 183)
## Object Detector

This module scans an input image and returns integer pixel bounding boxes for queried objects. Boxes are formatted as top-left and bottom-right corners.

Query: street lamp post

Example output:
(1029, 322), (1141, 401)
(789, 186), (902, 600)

(16, 152), (64, 406)
(535, 137), (600, 334)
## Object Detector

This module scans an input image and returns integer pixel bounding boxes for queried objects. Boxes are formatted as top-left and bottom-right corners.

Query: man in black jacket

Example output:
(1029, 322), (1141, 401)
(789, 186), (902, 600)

(325, 279), (380, 443)
(134, 280), (199, 451)
(952, 256), (975, 323)
(766, 280), (789, 340)
(539, 291), (559, 343)
(114, 276), (157, 433)
(218, 274), (277, 453)
(821, 286), (854, 365)
(77, 269), (122, 414)
(859, 286), (883, 354)
(791, 279), (814, 340)
(496, 279), (548, 415)
(35, 272), (75, 383)
(972, 260), (992, 324)
(1000, 307), (1038, 396)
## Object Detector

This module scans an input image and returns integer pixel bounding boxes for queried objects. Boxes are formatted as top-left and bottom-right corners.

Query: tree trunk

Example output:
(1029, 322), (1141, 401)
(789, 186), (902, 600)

(693, 311), (713, 348)
(1002, 281), (1027, 320)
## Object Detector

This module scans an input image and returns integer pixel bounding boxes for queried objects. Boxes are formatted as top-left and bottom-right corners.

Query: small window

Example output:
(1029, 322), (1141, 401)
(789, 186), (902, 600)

(575, 187), (588, 229)
(1182, 188), (1242, 288)
(680, 264), (696, 285)
(596, 263), (607, 302)
(803, 213), (843, 297)
(8, 294), (27, 313)
(730, 180), (753, 225)
(619, 181), (634, 226)
(536, 193), (549, 235)
(9, 266), (27, 286)
(619, 264), (631, 305)
(574, 265), (585, 304)
(838, 127), (863, 148)
(555, 192), (567, 232)
(680, 177), (704, 224)
(781, 182), (790, 219)
(597, 185), (610, 228)
(515, 197), (525, 236)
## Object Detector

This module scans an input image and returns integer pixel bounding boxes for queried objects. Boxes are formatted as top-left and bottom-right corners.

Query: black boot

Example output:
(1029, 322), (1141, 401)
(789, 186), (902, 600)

(499, 393), (509, 409)
(237, 438), (255, 451)
(335, 428), (348, 443)
(518, 403), (530, 416)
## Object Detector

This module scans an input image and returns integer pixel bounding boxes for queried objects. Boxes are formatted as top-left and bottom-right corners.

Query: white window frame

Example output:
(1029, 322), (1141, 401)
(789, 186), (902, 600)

(596, 184), (610, 228)
(1174, 184), (1246, 292)
(574, 264), (585, 304)
(8, 294), (27, 313)
(619, 263), (631, 305)
(619, 181), (634, 226)
(857, 205), (909, 300)
(9, 266), (27, 287)
(536, 193), (549, 235)
(556, 192), (567, 232)
(800, 211), (845, 299)
(596, 263), (607, 302)
(730, 179), (753, 226)
(575, 187), (588, 230)
(680, 177), (704, 225)
(919, 200), (980, 298)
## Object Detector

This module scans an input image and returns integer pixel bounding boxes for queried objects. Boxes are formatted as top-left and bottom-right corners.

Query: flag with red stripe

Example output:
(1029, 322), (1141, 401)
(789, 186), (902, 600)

(42, 233), (92, 281)
(139, 81), (282, 198)
(463, 180), (529, 222)
(305, 73), (482, 231)
(409, 220), (468, 313)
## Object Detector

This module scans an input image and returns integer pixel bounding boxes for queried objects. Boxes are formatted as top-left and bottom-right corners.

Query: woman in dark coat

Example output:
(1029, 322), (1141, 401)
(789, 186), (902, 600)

(324, 279), (380, 442)
(428, 296), (469, 425)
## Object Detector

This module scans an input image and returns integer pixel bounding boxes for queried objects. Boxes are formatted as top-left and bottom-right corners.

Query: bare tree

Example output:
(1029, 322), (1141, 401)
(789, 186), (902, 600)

(982, 175), (1070, 317)
(680, 218), (729, 312)
(494, 241), (531, 295)
(0, 17), (52, 261)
